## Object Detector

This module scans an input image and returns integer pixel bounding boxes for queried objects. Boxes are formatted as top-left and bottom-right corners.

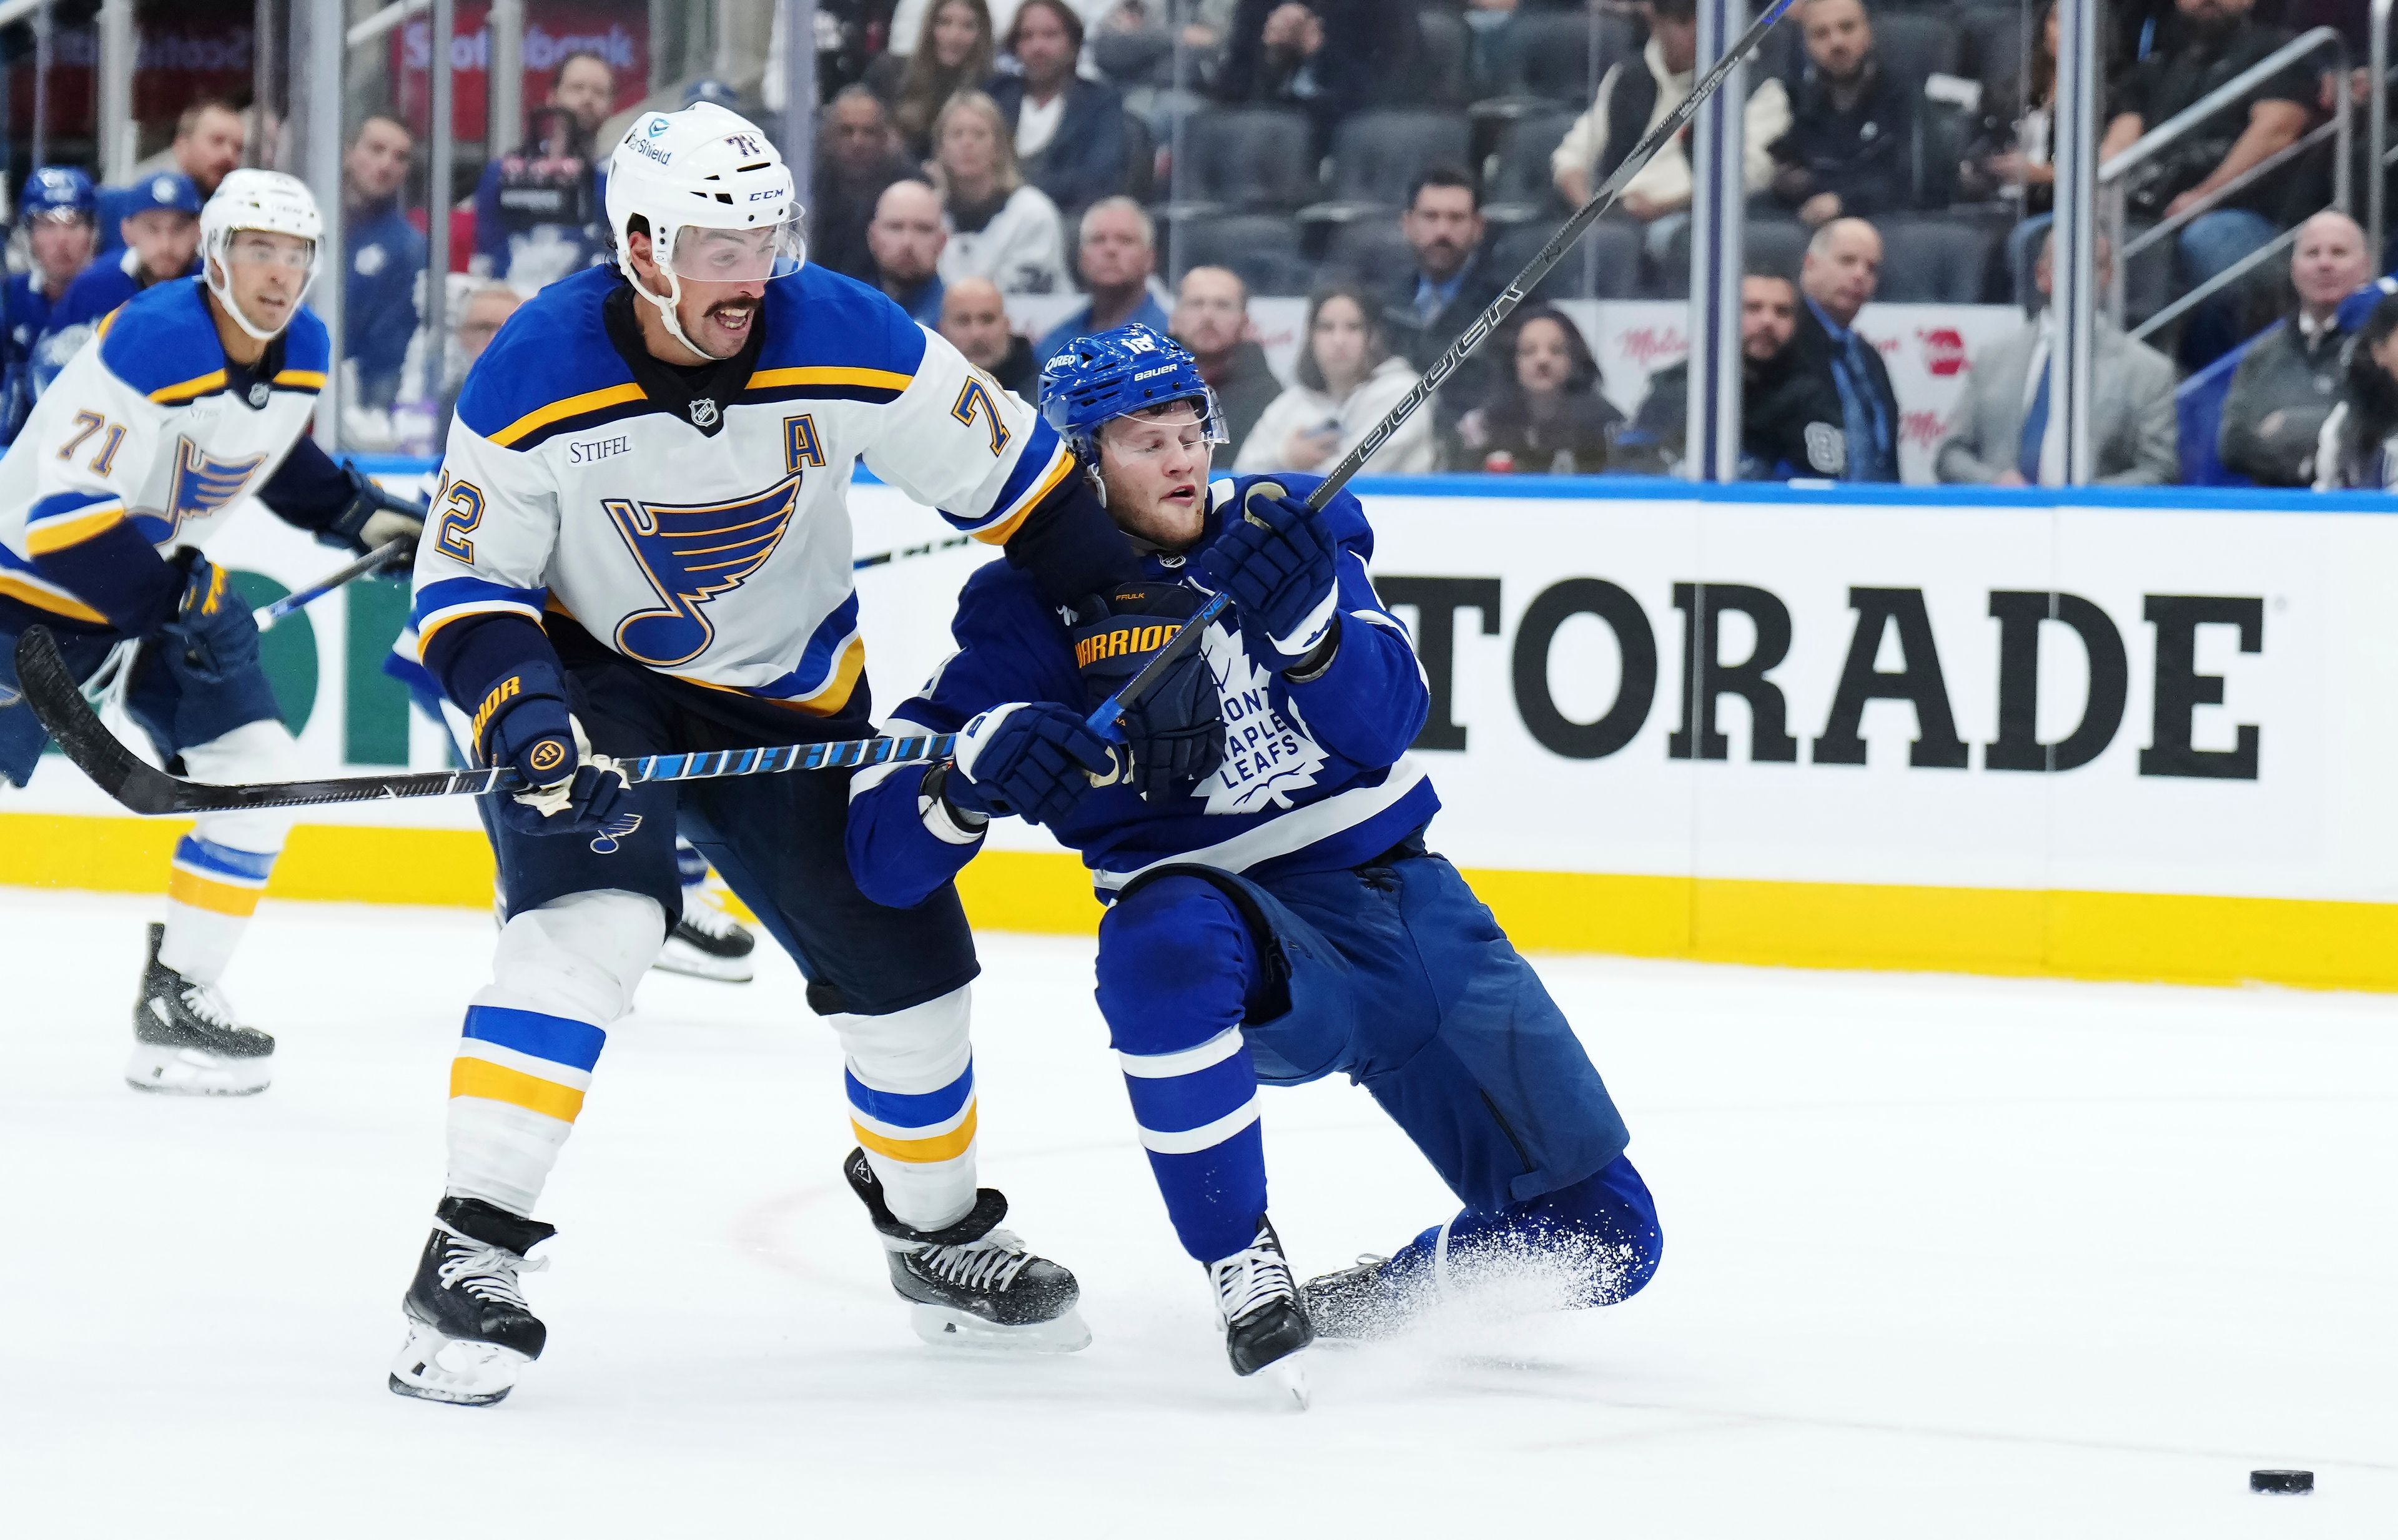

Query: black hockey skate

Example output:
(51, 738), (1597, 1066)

(1300, 1253), (1429, 1341)
(653, 891), (757, 983)
(388, 1197), (555, 1406)
(1208, 1217), (1315, 1408)
(127, 923), (274, 1095)
(843, 1147), (1089, 1352)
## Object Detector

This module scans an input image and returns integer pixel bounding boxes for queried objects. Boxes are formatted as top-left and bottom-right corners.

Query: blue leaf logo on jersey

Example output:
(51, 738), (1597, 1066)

(603, 475), (802, 668)
(142, 437), (267, 542)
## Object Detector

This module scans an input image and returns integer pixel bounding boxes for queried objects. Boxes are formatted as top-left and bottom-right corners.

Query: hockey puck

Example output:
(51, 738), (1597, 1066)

(2249, 1469), (2313, 1494)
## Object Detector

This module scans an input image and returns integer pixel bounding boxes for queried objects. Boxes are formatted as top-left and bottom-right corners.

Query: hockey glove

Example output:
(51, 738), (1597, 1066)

(1070, 583), (1225, 802)
(476, 676), (633, 838)
(322, 463), (427, 565)
(945, 703), (1120, 827)
(152, 554), (260, 688)
(1199, 482), (1340, 663)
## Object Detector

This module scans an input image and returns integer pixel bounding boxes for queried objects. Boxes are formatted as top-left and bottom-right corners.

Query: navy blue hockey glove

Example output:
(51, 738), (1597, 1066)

(322, 463), (426, 565)
(1199, 481), (1341, 663)
(473, 674), (633, 839)
(944, 703), (1120, 827)
(153, 555), (259, 687)
(1070, 583), (1225, 802)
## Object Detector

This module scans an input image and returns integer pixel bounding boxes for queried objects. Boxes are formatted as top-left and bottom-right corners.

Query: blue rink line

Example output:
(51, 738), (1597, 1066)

(347, 456), (2398, 516)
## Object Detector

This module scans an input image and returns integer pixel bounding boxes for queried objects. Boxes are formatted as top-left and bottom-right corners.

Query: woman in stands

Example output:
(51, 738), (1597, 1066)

(2314, 293), (2398, 490)
(929, 89), (1072, 295)
(1233, 283), (1434, 475)
(1963, 1), (2058, 308)
(871, 0), (999, 160)
(1448, 303), (1620, 473)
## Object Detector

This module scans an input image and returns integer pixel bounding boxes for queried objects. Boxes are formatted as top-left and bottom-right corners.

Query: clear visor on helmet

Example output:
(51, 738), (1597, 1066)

(1097, 391), (1228, 460)
(222, 229), (317, 271)
(665, 214), (807, 283)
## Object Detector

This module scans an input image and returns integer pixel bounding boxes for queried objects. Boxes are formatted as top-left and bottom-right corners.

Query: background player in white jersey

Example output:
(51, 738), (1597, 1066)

(0, 169), (425, 1095)
(393, 103), (1148, 1404)
(848, 327), (1662, 1393)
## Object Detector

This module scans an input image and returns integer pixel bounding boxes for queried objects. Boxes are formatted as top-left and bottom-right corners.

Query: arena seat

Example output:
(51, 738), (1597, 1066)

(1874, 216), (2004, 303)
(1164, 107), (1321, 214)
(1165, 212), (1313, 295)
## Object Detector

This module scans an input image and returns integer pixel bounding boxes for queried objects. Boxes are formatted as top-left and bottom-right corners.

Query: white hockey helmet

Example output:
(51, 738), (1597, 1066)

(604, 102), (806, 358)
(200, 168), (323, 342)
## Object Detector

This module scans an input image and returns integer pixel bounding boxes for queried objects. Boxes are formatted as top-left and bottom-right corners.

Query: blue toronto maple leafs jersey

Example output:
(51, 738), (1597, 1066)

(846, 473), (1439, 904)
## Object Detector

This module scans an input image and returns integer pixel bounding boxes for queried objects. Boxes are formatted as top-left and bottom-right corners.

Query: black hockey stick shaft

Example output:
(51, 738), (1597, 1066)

(254, 536), (412, 633)
(1085, 0), (1799, 736)
(13, 624), (958, 816)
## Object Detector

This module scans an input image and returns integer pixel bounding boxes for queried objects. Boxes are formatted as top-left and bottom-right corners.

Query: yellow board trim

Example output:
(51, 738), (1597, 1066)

(22, 505), (126, 555)
(14, 812), (2398, 993)
(165, 866), (263, 917)
(0, 574), (107, 623)
(451, 1056), (586, 1122)
(487, 382), (648, 448)
(744, 365), (914, 394)
(851, 1102), (978, 1163)
(149, 369), (228, 404)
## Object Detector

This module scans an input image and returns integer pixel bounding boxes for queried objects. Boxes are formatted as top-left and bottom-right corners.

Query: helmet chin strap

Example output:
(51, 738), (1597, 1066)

(204, 248), (295, 345)
(634, 245), (734, 362)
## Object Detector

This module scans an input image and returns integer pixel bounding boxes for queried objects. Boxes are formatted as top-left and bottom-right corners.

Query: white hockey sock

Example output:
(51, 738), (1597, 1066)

(157, 721), (299, 984)
(829, 985), (978, 1232)
(446, 891), (665, 1216)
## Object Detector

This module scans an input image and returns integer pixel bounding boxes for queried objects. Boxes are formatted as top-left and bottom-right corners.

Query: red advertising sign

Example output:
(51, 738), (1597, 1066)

(391, 3), (650, 145)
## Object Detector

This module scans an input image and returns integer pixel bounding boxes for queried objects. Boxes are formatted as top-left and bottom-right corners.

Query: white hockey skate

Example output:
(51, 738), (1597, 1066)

(127, 924), (272, 1095)
(844, 1148), (1091, 1352)
(1209, 1217), (1315, 1410)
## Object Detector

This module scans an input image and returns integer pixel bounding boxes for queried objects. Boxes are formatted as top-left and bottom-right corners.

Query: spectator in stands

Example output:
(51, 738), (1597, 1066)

(343, 114), (427, 412)
(1768, 0), (1918, 228)
(2312, 293), (2398, 489)
(1035, 198), (1168, 361)
(1550, 0), (1791, 240)
(1236, 282), (1434, 474)
(473, 49), (616, 292)
(1450, 304), (1621, 473)
(1170, 264), (1281, 452)
(872, 0), (1000, 160)
(867, 180), (951, 323)
(35, 173), (202, 398)
(990, 0), (1130, 217)
(940, 275), (1041, 397)
(1383, 167), (1506, 429)
(1213, 0), (1421, 147)
(1792, 216), (1899, 481)
(0, 167), (96, 444)
(1961, 1), (2060, 308)
(103, 98), (247, 254)
(811, 87), (917, 282)
(415, 282), (528, 451)
(930, 91), (1072, 294)
(2100, 0), (2314, 367)
(1622, 265), (1850, 478)
(2221, 210), (2372, 485)
(1936, 234), (2176, 486)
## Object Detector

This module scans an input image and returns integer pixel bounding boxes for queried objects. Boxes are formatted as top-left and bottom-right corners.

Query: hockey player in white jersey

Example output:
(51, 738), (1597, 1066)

(392, 103), (1145, 1404)
(0, 169), (425, 1095)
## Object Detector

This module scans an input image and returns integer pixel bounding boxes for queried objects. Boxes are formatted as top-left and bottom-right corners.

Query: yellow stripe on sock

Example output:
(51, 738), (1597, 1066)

(165, 867), (264, 917)
(451, 1057), (586, 1122)
(851, 1102), (977, 1163)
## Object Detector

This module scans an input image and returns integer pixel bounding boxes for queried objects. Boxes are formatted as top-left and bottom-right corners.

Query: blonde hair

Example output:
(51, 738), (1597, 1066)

(929, 90), (1022, 200)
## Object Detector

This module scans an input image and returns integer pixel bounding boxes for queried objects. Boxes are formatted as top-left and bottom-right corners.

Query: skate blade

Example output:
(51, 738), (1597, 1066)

(388, 1319), (530, 1406)
(651, 939), (756, 984)
(909, 1303), (1092, 1354)
(124, 1043), (271, 1096)
(1258, 1352), (1310, 1411)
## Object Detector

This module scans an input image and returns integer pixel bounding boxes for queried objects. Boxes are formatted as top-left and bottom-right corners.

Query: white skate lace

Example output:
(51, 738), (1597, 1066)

(679, 893), (743, 941)
(1209, 1228), (1298, 1327)
(915, 1228), (1035, 1292)
(435, 1233), (549, 1307)
(177, 982), (241, 1032)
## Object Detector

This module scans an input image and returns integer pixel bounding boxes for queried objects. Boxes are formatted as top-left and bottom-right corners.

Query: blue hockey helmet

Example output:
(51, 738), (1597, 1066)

(1038, 323), (1225, 462)
(682, 77), (742, 111)
(21, 165), (95, 225)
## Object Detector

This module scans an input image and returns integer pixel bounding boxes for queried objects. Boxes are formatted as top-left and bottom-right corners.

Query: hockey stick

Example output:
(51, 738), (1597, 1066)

(11, 623), (959, 816)
(1079, 0), (1801, 743)
(254, 537), (413, 634)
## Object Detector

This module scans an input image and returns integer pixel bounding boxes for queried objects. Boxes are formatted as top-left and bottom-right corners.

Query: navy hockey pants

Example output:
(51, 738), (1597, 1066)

(1094, 832), (1659, 1300)
(0, 616), (280, 787)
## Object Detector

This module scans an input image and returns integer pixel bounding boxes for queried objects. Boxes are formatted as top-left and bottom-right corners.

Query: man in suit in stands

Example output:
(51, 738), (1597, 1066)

(1935, 233), (2178, 486)
(1383, 167), (1507, 435)
(1790, 217), (1901, 482)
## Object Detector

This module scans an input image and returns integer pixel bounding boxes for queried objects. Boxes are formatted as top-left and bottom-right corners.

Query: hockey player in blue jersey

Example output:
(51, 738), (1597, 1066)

(0, 167), (98, 443)
(390, 102), (1153, 1405)
(847, 325), (1662, 1389)
(31, 172), (204, 400)
(0, 170), (427, 1093)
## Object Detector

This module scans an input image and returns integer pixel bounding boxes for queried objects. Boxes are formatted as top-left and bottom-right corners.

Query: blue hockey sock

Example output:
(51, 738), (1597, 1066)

(674, 839), (709, 894)
(1387, 1153), (1662, 1308)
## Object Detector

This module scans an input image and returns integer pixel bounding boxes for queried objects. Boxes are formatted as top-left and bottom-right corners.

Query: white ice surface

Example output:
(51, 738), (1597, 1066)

(1, 889), (2392, 1538)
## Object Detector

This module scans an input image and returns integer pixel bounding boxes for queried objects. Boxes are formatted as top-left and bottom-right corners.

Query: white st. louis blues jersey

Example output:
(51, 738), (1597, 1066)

(0, 277), (328, 624)
(410, 263), (1073, 718)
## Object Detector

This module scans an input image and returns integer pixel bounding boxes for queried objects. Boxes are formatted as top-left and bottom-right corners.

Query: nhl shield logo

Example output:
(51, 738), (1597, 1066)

(247, 382), (270, 408)
(689, 397), (720, 428)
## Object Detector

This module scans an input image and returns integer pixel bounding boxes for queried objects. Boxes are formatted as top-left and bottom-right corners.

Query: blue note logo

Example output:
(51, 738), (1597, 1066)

(603, 475), (802, 667)
(590, 811), (643, 854)
(144, 437), (267, 541)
